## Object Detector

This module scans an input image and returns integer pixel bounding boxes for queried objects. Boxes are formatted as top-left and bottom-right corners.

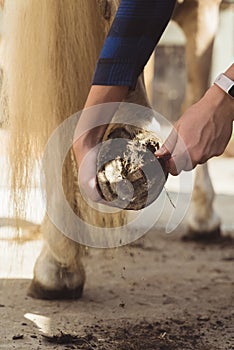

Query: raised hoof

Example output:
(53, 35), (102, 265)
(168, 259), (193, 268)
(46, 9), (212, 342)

(182, 227), (233, 245)
(27, 280), (84, 300)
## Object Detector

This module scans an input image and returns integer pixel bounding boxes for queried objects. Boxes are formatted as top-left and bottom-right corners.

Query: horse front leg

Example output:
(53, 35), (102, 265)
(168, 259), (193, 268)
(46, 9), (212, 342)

(28, 216), (85, 300)
(28, 153), (86, 300)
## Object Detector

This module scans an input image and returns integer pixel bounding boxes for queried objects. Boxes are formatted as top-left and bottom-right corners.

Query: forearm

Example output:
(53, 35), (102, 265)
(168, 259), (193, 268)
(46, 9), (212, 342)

(74, 85), (128, 159)
(77, 0), (177, 148)
(93, 0), (176, 89)
(84, 85), (128, 108)
(225, 63), (234, 80)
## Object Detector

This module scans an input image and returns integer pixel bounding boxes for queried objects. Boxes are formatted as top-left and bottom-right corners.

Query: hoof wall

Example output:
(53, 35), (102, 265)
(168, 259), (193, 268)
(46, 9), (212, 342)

(28, 280), (84, 300)
(182, 227), (233, 245)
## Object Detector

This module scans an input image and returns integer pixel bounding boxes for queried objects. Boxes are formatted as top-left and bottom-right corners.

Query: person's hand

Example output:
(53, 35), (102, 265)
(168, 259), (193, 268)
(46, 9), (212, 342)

(155, 84), (234, 175)
(73, 128), (104, 202)
(73, 85), (128, 202)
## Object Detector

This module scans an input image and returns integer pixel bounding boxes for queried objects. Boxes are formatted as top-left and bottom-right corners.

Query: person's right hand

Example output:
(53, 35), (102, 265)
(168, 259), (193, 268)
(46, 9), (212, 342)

(155, 82), (234, 175)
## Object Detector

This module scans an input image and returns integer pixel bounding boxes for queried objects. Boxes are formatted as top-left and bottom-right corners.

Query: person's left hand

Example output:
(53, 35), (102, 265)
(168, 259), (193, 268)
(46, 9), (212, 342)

(73, 125), (106, 202)
(73, 85), (129, 202)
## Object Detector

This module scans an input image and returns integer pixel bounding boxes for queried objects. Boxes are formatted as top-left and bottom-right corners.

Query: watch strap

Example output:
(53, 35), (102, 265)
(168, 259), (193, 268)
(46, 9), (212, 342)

(214, 73), (234, 99)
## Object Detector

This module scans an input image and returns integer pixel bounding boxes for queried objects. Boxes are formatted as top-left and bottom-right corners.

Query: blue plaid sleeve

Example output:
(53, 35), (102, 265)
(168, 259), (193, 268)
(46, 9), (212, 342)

(92, 0), (176, 89)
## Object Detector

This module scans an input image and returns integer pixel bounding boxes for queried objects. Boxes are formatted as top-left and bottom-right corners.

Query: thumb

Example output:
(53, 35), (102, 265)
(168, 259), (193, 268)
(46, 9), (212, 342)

(155, 144), (170, 157)
(155, 127), (178, 157)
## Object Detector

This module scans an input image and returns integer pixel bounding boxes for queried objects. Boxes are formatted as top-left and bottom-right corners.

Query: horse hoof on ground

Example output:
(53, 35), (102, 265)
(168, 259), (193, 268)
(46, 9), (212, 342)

(28, 279), (84, 300)
(182, 227), (231, 244)
(27, 248), (85, 300)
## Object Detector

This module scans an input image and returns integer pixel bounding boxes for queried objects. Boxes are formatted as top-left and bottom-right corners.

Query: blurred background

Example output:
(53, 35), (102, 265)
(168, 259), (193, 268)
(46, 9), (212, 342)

(150, 1), (234, 123)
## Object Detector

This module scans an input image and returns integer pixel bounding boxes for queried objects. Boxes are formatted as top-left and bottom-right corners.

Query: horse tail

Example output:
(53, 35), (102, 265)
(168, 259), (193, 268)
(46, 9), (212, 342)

(0, 0), (118, 219)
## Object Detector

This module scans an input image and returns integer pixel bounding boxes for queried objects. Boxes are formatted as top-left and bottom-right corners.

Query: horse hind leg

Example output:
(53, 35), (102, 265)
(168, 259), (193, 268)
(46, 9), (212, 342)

(173, 0), (222, 108)
(173, 0), (222, 240)
(185, 163), (221, 241)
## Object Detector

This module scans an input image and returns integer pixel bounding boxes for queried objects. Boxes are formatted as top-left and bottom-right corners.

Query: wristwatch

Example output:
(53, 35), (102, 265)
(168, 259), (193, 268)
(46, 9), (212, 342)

(214, 73), (234, 99)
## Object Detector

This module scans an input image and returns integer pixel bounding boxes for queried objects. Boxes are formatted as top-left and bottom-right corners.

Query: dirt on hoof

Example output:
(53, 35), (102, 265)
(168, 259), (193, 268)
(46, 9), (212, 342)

(97, 123), (168, 210)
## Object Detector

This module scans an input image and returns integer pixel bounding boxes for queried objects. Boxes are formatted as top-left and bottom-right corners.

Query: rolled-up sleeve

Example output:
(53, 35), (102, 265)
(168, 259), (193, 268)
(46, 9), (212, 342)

(92, 0), (176, 89)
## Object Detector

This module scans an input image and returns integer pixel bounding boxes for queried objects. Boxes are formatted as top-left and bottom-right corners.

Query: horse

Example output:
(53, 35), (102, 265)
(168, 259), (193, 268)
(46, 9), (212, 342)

(0, 0), (226, 299)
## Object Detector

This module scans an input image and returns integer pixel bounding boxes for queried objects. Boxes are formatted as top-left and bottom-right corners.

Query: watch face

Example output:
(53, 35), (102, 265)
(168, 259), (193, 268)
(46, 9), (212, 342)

(228, 85), (234, 98)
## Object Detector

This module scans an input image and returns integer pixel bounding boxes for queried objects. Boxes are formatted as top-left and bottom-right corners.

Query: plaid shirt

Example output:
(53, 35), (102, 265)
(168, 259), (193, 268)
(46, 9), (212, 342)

(92, 0), (176, 89)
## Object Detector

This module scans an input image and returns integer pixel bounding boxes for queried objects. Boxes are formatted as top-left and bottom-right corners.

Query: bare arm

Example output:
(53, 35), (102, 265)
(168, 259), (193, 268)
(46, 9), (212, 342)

(73, 85), (128, 166)
(155, 63), (234, 175)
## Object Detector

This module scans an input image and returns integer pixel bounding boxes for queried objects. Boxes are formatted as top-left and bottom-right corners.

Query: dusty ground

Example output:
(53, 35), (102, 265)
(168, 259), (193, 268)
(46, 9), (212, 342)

(0, 134), (233, 350)
(0, 227), (233, 350)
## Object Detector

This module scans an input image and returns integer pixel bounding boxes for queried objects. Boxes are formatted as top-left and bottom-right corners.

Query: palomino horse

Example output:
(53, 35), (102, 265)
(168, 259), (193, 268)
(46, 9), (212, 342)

(0, 0), (224, 299)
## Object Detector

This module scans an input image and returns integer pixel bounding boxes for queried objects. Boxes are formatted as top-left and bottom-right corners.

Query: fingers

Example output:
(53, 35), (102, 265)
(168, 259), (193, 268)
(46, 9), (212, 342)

(77, 144), (119, 206)
(155, 128), (176, 174)
(166, 152), (192, 176)
(155, 128), (177, 157)
(155, 127), (180, 175)
(77, 144), (104, 203)
(155, 144), (171, 159)
(155, 126), (193, 176)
